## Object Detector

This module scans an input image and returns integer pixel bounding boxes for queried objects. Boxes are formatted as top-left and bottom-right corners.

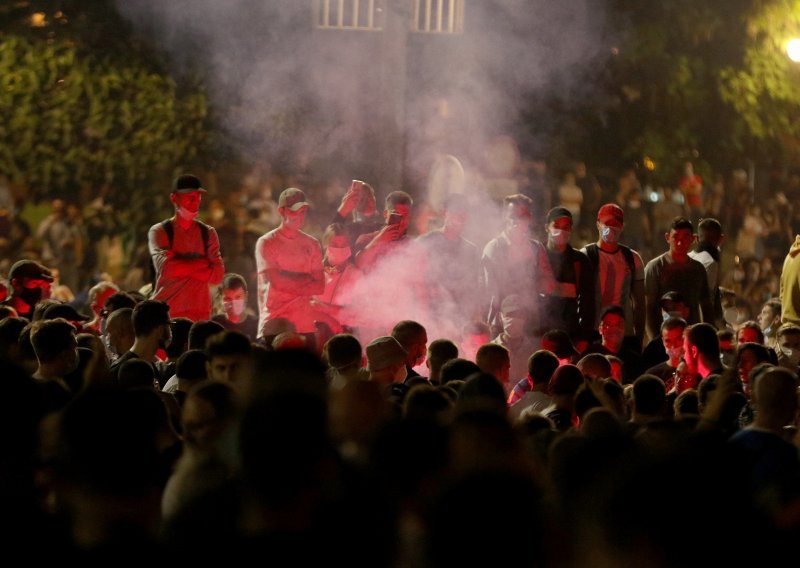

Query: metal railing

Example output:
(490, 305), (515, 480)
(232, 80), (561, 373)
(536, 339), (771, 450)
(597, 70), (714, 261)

(412, 0), (464, 34)
(314, 0), (384, 30)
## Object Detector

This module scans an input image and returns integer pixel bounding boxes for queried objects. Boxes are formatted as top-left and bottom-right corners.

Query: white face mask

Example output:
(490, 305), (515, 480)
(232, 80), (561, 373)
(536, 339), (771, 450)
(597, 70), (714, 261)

(780, 346), (800, 366)
(549, 229), (571, 247)
(224, 299), (246, 316)
(600, 225), (621, 244)
(177, 206), (199, 221)
(326, 246), (351, 266)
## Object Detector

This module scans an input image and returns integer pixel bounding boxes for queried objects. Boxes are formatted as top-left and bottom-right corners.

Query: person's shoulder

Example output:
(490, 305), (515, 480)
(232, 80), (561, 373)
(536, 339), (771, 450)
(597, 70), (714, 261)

(297, 230), (322, 244)
(628, 247), (645, 265)
(570, 246), (590, 262)
(256, 228), (280, 245)
(482, 234), (505, 256)
(644, 251), (666, 269)
(148, 220), (169, 234)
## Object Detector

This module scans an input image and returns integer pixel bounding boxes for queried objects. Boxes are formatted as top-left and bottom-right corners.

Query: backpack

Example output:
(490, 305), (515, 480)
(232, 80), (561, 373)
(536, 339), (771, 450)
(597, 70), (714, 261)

(149, 219), (211, 295)
(161, 219), (210, 254)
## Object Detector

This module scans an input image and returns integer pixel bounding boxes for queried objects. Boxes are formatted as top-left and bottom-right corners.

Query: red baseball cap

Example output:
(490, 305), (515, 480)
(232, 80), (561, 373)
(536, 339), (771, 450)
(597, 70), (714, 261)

(597, 203), (624, 226)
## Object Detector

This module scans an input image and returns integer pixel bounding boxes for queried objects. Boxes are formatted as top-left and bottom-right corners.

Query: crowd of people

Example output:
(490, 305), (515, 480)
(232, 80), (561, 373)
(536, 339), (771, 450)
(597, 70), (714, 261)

(0, 164), (799, 563)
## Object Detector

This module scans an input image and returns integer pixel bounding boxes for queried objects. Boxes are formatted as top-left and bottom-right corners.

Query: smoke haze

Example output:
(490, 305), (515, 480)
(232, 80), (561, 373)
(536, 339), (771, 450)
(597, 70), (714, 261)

(117, 0), (611, 352)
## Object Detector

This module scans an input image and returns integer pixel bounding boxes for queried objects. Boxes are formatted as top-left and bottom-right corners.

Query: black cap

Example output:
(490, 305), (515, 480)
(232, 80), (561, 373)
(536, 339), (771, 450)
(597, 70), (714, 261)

(8, 260), (53, 283)
(172, 174), (206, 194)
(546, 207), (573, 224)
(43, 303), (89, 321)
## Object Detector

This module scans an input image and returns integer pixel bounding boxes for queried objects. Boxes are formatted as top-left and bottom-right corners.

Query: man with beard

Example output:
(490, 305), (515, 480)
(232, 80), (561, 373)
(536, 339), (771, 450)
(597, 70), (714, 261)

(109, 300), (172, 384)
(3, 260), (53, 320)
(149, 174), (225, 322)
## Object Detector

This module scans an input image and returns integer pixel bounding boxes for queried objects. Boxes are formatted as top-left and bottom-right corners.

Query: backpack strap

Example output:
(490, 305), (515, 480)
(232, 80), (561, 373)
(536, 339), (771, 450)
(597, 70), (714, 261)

(161, 219), (210, 255)
(585, 242), (636, 276)
(584, 243), (599, 267)
(619, 245), (636, 276)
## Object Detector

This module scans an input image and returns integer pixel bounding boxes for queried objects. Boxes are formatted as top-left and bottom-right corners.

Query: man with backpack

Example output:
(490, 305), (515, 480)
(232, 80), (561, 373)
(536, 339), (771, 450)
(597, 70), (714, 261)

(581, 203), (646, 351)
(148, 174), (225, 321)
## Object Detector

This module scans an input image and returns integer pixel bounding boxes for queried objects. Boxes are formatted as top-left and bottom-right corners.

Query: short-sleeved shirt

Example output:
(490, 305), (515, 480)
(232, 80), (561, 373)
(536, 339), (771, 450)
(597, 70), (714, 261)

(148, 220), (225, 322)
(256, 228), (323, 335)
(644, 252), (710, 329)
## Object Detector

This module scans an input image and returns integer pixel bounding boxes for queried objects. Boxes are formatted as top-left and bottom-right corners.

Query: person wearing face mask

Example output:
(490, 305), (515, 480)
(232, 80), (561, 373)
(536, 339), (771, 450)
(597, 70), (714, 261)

(540, 207), (595, 337)
(391, 320), (428, 381)
(149, 174), (225, 322)
(584, 306), (643, 385)
(775, 323), (800, 372)
(109, 300), (173, 384)
(310, 224), (362, 334)
(4, 259), (53, 320)
(212, 273), (259, 341)
(644, 317), (688, 383)
(581, 203), (646, 352)
(482, 194), (557, 338)
(757, 299), (782, 350)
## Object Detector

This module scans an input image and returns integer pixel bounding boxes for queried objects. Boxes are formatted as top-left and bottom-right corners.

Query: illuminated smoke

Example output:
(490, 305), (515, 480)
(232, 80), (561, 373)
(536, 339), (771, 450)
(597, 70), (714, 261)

(115, 0), (609, 180)
(116, 0), (610, 347)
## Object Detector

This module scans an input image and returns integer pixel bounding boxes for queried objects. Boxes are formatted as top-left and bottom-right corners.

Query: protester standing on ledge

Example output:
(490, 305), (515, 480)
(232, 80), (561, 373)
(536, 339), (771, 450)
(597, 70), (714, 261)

(148, 174), (225, 322)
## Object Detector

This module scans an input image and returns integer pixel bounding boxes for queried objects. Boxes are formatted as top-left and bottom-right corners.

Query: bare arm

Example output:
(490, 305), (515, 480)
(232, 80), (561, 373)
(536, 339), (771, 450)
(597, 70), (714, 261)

(354, 225), (401, 270)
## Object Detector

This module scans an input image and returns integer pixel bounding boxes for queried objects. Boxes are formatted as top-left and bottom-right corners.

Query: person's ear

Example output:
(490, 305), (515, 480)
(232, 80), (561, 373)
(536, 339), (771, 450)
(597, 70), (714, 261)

(664, 232), (670, 244)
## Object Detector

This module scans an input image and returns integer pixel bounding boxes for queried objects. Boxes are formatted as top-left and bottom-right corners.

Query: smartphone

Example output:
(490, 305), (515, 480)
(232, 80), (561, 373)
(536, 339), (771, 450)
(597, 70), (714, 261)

(388, 212), (402, 225)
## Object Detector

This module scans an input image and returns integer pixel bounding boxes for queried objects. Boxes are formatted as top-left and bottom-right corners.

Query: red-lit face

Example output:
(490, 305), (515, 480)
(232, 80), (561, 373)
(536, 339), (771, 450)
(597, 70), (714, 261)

(600, 313), (625, 347)
(384, 204), (411, 235)
(92, 288), (116, 316)
(683, 337), (698, 374)
(280, 205), (308, 230)
(19, 277), (52, 300)
(171, 191), (203, 213)
(505, 203), (532, 235)
(738, 348), (759, 385)
(662, 326), (685, 350)
(737, 327), (761, 345)
(666, 228), (695, 256)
